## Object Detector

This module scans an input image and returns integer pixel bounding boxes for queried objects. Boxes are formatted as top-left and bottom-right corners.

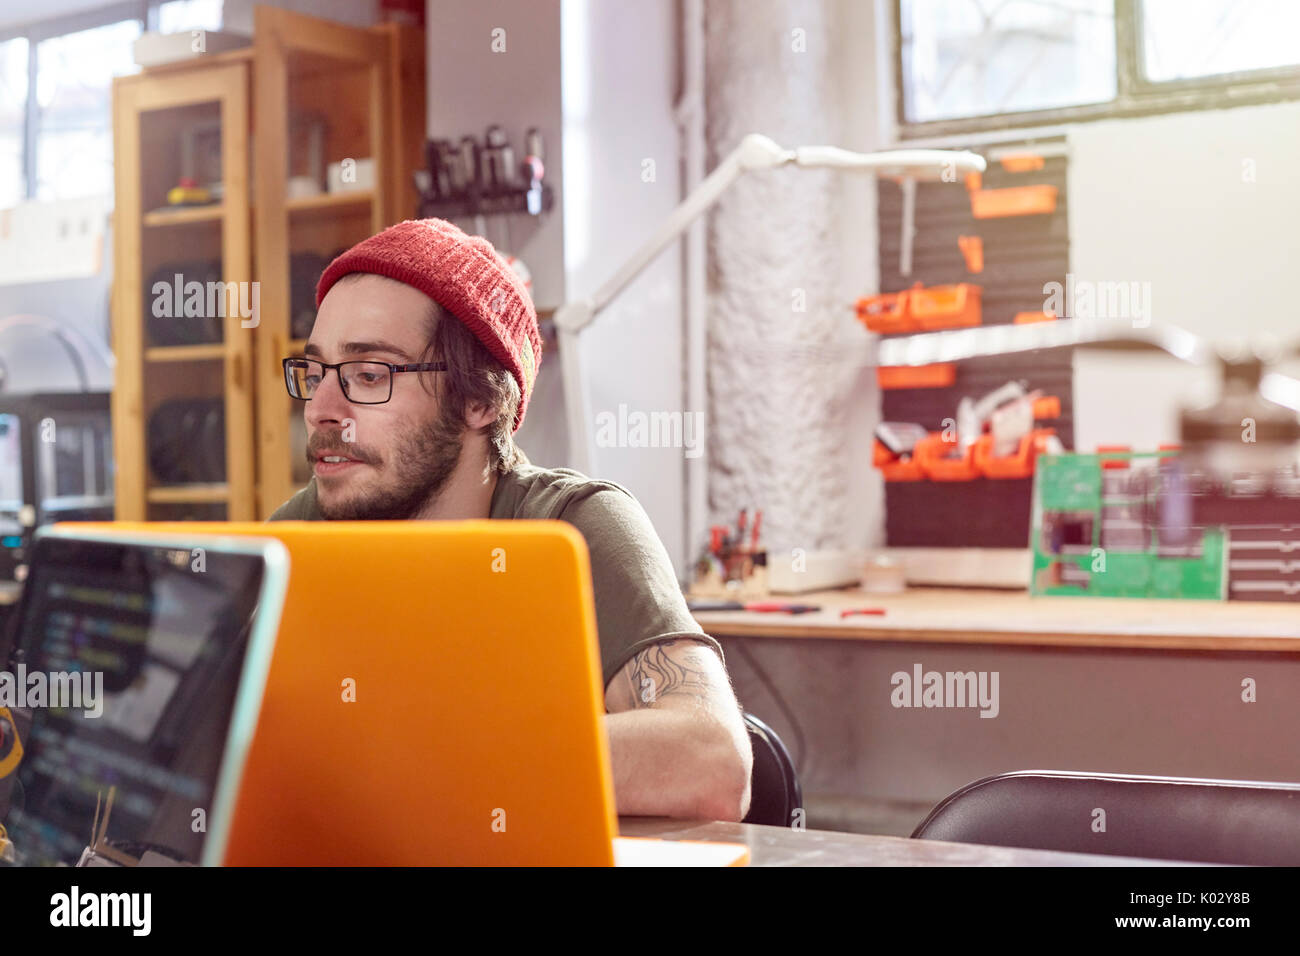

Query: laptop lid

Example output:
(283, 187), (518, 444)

(58, 520), (619, 866)
(0, 527), (288, 867)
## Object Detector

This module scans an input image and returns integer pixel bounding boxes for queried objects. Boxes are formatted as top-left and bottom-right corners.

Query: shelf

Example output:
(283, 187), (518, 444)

(39, 495), (116, 512)
(286, 191), (374, 218)
(144, 193), (371, 227)
(143, 204), (225, 227)
(146, 483), (230, 504)
(145, 343), (227, 362)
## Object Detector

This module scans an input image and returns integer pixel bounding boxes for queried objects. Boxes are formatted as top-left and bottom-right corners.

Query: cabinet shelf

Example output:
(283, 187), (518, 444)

(144, 193), (372, 228)
(143, 204), (225, 227)
(146, 483), (230, 504)
(145, 343), (227, 362)
(286, 191), (374, 218)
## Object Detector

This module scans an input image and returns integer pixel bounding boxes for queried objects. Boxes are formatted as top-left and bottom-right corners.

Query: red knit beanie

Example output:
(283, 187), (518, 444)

(315, 218), (541, 432)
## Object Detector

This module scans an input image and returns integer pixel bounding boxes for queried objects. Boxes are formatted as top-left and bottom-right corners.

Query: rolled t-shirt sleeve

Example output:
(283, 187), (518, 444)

(558, 487), (724, 690)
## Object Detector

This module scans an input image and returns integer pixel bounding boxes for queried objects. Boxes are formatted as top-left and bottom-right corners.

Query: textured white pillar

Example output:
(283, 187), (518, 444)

(705, 0), (865, 560)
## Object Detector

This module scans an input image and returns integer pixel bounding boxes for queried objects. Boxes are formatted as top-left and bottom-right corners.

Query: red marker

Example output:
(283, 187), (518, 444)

(840, 607), (887, 619)
(745, 601), (820, 614)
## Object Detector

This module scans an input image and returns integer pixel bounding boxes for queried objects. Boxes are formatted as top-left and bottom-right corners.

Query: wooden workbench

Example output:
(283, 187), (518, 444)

(690, 586), (1300, 652)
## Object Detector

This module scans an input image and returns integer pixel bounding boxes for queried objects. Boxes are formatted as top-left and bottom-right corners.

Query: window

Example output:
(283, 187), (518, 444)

(897, 0), (1300, 134)
(0, 1), (223, 208)
(900, 0), (1116, 123)
(0, 38), (27, 209)
(1141, 0), (1300, 82)
(35, 20), (141, 201)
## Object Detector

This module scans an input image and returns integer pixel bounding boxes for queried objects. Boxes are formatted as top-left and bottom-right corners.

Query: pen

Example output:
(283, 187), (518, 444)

(688, 600), (822, 614)
(840, 607), (887, 618)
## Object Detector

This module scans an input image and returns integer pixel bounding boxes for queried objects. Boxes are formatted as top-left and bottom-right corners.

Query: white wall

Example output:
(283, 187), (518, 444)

(1069, 101), (1300, 452)
(559, 0), (685, 569)
(836, 0), (887, 553)
(424, 0), (564, 310)
(422, 0), (687, 570)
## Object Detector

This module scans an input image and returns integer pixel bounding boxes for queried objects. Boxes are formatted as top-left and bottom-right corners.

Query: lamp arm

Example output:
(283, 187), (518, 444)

(560, 138), (987, 330)
(553, 134), (986, 472)
(554, 135), (789, 475)
(557, 135), (762, 337)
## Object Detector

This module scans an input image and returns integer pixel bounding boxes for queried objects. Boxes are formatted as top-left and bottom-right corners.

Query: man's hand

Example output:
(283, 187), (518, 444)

(603, 639), (752, 821)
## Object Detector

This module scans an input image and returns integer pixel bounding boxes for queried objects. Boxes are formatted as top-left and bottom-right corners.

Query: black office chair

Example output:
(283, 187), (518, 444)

(911, 769), (1300, 865)
(741, 713), (803, 828)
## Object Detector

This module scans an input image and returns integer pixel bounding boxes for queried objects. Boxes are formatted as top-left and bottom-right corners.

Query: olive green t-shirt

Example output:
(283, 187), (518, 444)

(266, 462), (723, 690)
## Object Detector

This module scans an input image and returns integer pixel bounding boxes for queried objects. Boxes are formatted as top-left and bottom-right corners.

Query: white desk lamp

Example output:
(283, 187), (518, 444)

(552, 132), (987, 475)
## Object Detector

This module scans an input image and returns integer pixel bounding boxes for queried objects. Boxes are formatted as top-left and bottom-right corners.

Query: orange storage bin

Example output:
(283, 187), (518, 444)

(970, 184), (1058, 219)
(872, 439), (926, 481)
(855, 289), (913, 334)
(913, 432), (980, 481)
(999, 153), (1045, 172)
(957, 235), (984, 274)
(973, 428), (1056, 480)
(908, 283), (982, 330)
(1032, 395), (1060, 419)
(877, 363), (957, 390)
(1097, 444), (1132, 470)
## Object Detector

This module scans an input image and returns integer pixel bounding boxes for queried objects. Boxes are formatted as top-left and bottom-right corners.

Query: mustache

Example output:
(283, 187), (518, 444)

(307, 437), (375, 464)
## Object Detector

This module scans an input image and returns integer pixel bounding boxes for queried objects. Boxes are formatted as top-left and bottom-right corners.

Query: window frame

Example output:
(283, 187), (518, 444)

(894, 0), (1300, 140)
(0, 1), (219, 203)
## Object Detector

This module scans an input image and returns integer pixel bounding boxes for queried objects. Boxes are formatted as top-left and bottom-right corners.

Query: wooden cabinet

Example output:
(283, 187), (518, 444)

(110, 7), (424, 520)
(111, 58), (255, 521)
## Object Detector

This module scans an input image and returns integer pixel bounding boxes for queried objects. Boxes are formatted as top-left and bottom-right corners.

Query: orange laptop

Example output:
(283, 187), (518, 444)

(60, 520), (748, 867)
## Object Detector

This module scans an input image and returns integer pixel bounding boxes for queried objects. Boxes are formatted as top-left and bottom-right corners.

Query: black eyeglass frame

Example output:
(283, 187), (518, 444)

(282, 357), (449, 404)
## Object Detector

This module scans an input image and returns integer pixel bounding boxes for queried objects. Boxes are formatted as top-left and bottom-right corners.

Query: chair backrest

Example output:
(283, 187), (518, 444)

(912, 769), (1300, 865)
(741, 713), (803, 828)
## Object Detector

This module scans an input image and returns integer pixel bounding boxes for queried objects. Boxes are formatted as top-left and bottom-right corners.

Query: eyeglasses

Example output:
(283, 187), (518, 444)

(282, 358), (448, 404)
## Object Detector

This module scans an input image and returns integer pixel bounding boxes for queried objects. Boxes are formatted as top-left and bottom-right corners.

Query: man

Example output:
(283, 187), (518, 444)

(269, 218), (751, 821)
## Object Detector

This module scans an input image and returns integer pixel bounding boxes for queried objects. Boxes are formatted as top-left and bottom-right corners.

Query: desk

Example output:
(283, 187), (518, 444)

(690, 586), (1300, 835)
(619, 818), (1197, 866)
(691, 586), (1300, 652)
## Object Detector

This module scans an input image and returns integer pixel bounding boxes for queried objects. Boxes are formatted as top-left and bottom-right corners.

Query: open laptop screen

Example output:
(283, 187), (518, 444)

(0, 533), (270, 867)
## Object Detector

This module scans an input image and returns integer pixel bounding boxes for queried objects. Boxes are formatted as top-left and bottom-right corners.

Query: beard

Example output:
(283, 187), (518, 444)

(313, 408), (464, 520)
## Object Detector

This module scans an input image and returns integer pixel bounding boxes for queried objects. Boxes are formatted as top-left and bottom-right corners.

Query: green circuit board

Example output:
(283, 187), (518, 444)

(1029, 451), (1225, 599)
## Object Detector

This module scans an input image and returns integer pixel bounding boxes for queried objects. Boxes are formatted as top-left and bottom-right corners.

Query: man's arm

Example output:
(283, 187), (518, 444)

(603, 638), (753, 821)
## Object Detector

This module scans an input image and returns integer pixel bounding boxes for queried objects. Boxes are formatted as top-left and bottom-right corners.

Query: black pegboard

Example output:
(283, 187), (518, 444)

(876, 143), (1073, 548)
